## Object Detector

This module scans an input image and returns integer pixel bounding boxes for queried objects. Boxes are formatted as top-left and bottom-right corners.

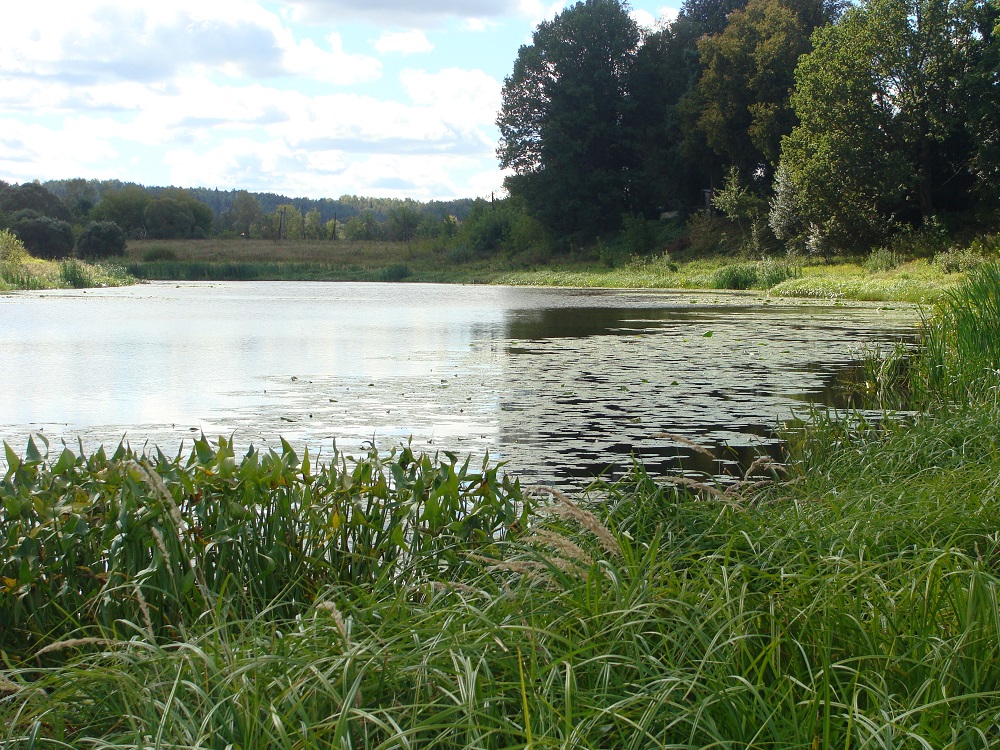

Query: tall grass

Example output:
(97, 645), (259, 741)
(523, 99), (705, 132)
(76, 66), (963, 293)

(915, 263), (1000, 403)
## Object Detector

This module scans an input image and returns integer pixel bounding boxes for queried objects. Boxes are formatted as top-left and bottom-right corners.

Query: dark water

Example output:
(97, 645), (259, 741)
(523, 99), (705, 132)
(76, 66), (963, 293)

(0, 282), (919, 485)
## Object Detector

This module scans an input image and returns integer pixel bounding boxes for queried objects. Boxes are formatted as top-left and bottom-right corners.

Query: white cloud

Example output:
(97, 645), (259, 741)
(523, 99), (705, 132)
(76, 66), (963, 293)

(374, 30), (435, 55)
(400, 68), (501, 128)
(630, 9), (658, 29)
(461, 18), (499, 32)
(659, 5), (681, 23)
(283, 32), (382, 84)
(284, 0), (520, 26)
(0, 0), (380, 86)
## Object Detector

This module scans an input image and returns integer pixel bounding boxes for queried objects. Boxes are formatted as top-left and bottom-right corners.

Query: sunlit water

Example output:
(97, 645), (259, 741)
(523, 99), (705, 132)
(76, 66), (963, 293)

(0, 282), (919, 485)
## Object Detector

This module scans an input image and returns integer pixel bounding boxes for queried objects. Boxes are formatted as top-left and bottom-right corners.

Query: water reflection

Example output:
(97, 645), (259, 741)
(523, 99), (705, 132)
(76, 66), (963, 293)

(0, 282), (919, 485)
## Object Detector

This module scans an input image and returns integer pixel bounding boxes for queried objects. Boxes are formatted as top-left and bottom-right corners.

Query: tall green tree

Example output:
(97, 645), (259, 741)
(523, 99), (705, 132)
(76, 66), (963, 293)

(497, 0), (641, 237)
(695, 0), (833, 177)
(226, 191), (263, 236)
(777, 0), (998, 248)
(92, 186), (151, 238)
(626, 15), (709, 215)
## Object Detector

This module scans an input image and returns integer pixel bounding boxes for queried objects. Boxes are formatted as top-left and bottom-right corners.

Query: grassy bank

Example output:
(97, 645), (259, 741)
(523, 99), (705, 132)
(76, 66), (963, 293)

(3, 267), (1000, 746)
(118, 237), (970, 303)
(0, 257), (135, 291)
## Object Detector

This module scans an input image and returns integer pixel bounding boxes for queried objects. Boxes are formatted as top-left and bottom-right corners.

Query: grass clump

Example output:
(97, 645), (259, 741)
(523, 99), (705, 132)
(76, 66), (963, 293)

(710, 258), (800, 289)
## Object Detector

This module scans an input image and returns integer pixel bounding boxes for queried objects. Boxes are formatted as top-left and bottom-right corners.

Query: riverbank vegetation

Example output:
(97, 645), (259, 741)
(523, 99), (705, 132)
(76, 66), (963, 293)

(0, 229), (134, 291)
(3, 264), (1000, 746)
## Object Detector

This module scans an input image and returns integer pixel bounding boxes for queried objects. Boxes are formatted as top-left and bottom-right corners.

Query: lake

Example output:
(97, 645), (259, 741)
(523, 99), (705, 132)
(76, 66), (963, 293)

(0, 281), (919, 485)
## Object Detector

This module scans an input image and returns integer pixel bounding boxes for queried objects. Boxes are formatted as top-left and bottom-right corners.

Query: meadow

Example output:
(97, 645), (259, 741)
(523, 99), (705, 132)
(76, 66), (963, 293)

(2, 266), (1000, 747)
(115, 237), (973, 303)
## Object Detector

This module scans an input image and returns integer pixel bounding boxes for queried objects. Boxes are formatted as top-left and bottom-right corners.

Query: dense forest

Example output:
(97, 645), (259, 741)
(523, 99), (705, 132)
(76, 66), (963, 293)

(1, 0), (998, 264)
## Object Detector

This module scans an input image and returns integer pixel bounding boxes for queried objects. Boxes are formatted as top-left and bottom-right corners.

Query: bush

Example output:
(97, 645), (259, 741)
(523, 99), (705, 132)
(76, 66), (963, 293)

(76, 221), (127, 259)
(60, 258), (94, 288)
(864, 246), (905, 272)
(380, 263), (412, 281)
(0, 227), (28, 264)
(12, 215), (74, 259)
(711, 259), (800, 290)
(446, 246), (474, 264)
(933, 246), (990, 274)
(142, 246), (178, 262)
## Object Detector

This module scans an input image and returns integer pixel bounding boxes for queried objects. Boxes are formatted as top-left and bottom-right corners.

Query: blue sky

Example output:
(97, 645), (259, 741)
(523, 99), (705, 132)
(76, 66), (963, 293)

(0, 0), (679, 201)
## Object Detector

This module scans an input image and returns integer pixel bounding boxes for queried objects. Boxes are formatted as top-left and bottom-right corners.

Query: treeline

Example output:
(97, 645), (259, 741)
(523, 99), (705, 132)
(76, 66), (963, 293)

(0, 178), (481, 259)
(497, 0), (1000, 255)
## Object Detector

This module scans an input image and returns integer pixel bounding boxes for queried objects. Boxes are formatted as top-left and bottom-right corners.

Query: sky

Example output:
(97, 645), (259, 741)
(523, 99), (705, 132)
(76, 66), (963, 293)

(0, 0), (680, 202)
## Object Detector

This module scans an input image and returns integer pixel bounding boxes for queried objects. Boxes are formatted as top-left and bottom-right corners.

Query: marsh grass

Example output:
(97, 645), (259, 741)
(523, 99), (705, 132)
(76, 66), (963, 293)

(117, 237), (969, 302)
(0, 257), (135, 291)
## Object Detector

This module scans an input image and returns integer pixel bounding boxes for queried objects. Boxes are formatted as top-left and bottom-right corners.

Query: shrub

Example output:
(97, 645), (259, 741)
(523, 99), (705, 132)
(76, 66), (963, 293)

(864, 246), (905, 272)
(380, 263), (412, 281)
(12, 215), (74, 259)
(76, 221), (127, 259)
(446, 246), (474, 264)
(933, 247), (989, 274)
(0, 227), (28, 264)
(142, 246), (178, 262)
(711, 259), (800, 290)
(711, 263), (758, 290)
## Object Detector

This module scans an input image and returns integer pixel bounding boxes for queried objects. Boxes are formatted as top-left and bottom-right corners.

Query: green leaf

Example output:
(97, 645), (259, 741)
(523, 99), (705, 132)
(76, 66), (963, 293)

(25, 436), (43, 464)
(53, 448), (77, 475)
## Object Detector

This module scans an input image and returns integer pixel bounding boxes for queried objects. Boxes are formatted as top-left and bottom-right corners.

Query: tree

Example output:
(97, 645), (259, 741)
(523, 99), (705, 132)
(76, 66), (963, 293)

(695, 0), (832, 176)
(304, 209), (325, 240)
(497, 0), (642, 237)
(92, 186), (151, 238)
(626, 16), (710, 215)
(144, 198), (195, 239)
(76, 221), (127, 259)
(161, 189), (213, 237)
(386, 203), (421, 242)
(0, 228), (28, 264)
(231, 191), (263, 236)
(0, 183), (72, 223)
(12, 215), (74, 259)
(777, 0), (997, 249)
(343, 211), (384, 241)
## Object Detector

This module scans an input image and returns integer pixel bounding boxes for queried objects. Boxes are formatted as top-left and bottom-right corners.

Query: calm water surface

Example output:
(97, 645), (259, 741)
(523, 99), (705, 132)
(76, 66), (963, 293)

(0, 282), (919, 484)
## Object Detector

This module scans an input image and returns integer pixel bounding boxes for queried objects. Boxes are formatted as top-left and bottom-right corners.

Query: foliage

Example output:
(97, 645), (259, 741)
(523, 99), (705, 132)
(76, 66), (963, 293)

(0, 228), (28, 265)
(710, 257), (800, 288)
(915, 262), (1000, 402)
(778, 0), (999, 250)
(76, 221), (127, 259)
(863, 246), (905, 272)
(90, 186), (152, 238)
(498, 0), (642, 236)
(696, 0), (826, 175)
(379, 263), (412, 281)
(0, 182), (72, 223)
(0, 438), (528, 654)
(10, 215), (74, 259)
(221, 190), (263, 236)
(342, 210), (384, 241)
